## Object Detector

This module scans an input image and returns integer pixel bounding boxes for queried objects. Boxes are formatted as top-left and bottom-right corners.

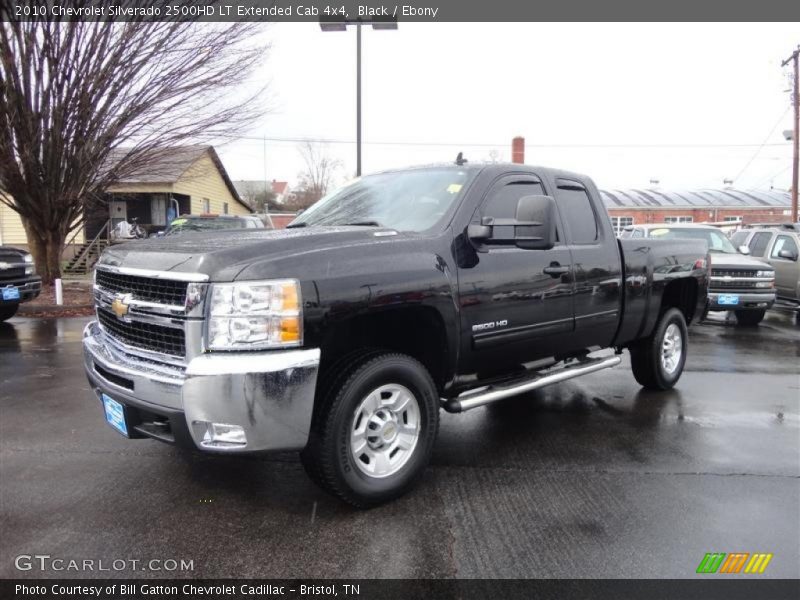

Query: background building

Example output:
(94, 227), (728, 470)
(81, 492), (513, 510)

(0, 145), (249, 250)
(601, 188), (793, 234)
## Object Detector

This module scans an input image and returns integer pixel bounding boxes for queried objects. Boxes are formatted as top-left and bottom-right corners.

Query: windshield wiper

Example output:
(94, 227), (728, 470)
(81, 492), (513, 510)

(286, 222), (309, 228)
(343, 220), (383, 227)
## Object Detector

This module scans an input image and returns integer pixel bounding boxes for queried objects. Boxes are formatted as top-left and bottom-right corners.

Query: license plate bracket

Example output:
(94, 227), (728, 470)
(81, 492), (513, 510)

(718, 294), (740, 306)
(102, 393), (129, 437)
(2, 286), (20, 301)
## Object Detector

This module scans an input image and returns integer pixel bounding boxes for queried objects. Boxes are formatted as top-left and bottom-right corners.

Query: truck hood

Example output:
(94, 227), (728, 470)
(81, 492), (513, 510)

(709, 252), (772, 270)
(97, 227), (404, 280)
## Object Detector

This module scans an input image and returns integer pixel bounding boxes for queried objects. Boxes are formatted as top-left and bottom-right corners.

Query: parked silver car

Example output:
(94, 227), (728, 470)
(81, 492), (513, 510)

(621, 224), (776, 325)
(731, 224), (800, 311)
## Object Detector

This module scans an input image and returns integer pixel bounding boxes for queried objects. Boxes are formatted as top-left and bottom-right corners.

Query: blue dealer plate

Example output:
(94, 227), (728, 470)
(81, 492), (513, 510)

(102, 394), (129, 437)
(2, 286), (20, 301)
(718, 294), (740, 306)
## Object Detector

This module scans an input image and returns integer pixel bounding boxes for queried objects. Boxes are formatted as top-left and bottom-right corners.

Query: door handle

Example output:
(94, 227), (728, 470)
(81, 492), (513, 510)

(543, 264), (570, 277)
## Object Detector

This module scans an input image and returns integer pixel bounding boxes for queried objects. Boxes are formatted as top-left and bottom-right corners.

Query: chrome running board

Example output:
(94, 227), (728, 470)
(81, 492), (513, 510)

(442, 355), (622, 413)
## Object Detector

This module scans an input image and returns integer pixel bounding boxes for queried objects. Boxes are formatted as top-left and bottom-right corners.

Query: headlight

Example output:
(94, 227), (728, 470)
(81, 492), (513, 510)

(23, 253), (34, 275)
(207, 280), (302, 350)
(756, 270), (774, 278)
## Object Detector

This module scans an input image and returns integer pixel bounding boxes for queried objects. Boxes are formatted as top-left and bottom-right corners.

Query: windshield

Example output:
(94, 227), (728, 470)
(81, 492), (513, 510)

(288, 168), (476, 232)
(166, 218), (247, 234)
(648, 227), (738, 253)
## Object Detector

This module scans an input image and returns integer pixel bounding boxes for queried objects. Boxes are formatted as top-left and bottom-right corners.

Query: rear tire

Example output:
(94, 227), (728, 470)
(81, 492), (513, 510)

(0, 304), (19, 322)
(734, 309), (765, 326)
(629, 308), (688, 391)
(301, 352), (439, 508)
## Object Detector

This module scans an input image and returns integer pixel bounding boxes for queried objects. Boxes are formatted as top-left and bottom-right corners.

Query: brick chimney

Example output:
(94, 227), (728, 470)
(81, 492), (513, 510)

(511, 136), (525, 164)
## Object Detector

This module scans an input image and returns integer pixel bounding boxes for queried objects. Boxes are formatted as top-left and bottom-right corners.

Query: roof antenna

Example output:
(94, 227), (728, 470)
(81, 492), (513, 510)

(455, 152), (468, 166)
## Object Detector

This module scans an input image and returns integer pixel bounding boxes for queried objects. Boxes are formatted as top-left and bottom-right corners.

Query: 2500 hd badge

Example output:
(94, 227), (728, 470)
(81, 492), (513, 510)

(84, 161), (708, 507)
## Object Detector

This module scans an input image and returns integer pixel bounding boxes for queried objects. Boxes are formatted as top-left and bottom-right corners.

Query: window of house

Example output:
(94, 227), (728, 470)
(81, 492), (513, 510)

(223, 202), (229, 215)
(771, 235), (799, 259)
(723, 216), (742, 222)
(202, 198), (211, 213)
(610, 216), (634, 235)
(748, 232), (772, 257)
(664, 216), (693, 223)
(555, 181), (598, 244)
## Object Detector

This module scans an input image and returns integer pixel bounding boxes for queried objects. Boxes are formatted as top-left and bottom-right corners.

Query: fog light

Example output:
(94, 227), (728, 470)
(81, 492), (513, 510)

(196, 422), (247, 448)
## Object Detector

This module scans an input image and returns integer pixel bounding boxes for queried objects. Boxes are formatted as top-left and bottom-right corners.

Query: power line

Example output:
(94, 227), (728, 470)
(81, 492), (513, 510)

(214, 132), (793, 149)
(732, 107), (791, 184)
(746, 165), (791, 191)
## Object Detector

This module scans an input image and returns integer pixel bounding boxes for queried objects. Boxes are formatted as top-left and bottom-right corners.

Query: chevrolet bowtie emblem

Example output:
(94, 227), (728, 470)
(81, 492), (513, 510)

(111, 295), (131, 319)
(0, 262), (11, 270)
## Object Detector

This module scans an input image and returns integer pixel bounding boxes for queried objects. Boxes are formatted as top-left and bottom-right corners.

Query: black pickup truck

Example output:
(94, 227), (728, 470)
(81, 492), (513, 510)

(83, 163), (708, 507)
(1, 245), (41, 321)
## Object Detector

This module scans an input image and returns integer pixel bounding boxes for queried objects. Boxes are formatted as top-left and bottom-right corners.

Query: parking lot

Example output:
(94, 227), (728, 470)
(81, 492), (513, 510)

(1, 311), (798, 579)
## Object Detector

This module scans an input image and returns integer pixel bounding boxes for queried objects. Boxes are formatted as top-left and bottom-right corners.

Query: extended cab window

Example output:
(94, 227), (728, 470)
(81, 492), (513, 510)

(555, 181), (598, 244)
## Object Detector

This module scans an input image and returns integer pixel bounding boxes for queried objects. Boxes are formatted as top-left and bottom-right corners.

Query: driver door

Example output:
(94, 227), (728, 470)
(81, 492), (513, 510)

(457, 175), (575, 372)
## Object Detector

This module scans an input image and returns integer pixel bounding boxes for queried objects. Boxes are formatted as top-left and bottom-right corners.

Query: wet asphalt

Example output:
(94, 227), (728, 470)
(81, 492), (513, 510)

(0, 311), (798, 579)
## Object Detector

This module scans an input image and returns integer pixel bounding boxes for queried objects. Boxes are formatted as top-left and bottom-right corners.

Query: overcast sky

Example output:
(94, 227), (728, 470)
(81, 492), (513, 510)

(218, 23), (798, 193)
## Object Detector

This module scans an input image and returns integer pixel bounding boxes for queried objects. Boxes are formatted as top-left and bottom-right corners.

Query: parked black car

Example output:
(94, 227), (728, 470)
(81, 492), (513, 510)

(0, 246), (41, 321)
(83, 163), (708, 507)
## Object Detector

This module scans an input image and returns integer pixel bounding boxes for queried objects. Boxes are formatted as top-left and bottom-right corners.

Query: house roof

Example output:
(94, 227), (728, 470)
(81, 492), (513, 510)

(271, 181), (289, 195)
(600, 188), (792, 210)
(108, 145), (248, 210)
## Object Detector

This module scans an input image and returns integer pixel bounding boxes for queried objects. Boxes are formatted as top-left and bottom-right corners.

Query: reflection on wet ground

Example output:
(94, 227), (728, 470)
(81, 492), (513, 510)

(1, 313), (798, 579)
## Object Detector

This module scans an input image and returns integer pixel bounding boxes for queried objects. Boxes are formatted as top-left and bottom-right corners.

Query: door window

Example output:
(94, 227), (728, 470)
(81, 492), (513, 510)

(481, 180), (546, 241)
(554, 182), (598, 244)
(748, 232), (772, 257)
(771, 235), (799, 259)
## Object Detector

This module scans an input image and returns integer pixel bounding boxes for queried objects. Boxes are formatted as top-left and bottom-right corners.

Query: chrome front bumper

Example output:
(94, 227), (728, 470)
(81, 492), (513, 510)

(82, 321), (320, 452)
(707, 291), (775, 311)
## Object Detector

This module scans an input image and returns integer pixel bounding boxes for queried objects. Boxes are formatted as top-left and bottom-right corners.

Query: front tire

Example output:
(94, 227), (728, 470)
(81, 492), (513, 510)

(734, 309), (765, 326)
(301, 353), (440, 508)
(0, 304), (19, 322)
(629, 307), (688, 391)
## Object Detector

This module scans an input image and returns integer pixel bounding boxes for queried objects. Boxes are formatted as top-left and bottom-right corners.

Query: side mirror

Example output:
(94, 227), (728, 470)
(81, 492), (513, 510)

(778, 249), (798, 261)
(514, 195), (557, 250)
(738, 245), (751, 255)
(466, 195), (557, 250)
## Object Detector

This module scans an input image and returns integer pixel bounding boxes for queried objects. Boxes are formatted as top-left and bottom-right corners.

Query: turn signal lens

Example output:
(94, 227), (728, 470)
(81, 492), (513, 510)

(279, 316), (300, 343)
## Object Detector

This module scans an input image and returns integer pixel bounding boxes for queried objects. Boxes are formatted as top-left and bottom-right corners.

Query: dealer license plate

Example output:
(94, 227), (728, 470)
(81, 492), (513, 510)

(2, 286), (20, 301)
(718, 294), (740, 306)
(102, 394), (129, 437)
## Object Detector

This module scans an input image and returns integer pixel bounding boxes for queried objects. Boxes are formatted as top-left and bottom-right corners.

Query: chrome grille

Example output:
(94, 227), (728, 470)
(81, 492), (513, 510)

(96, 270), (188, 306)
(711, 269), (758, 278)
(712, 280), (758, 289)
(98, 308), (185, 358)
(0, 266), (26, 281)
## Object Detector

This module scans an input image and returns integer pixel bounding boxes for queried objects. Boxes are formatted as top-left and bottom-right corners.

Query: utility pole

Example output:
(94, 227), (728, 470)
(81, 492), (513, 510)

(356, 22), (362, 177)
(783, 46), (799, 223)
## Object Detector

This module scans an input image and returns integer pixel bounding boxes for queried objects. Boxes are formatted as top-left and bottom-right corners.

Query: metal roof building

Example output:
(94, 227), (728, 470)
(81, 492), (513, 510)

(598, 188), (793, 233)
(600, 188), (791, 209)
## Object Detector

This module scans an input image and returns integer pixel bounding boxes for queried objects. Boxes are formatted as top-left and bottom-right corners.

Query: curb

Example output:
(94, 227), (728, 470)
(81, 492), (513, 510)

(18, 304), (94, 315)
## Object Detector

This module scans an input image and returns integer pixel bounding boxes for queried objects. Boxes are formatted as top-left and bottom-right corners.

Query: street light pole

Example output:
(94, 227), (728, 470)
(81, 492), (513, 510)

(356, 21), (362, 176)
(783, 46), (799, 223)
(320, 18), (396, 178)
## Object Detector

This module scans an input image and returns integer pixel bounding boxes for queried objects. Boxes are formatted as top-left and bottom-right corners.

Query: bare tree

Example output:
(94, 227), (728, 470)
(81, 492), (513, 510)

(291, 141), (342, 210)
(0, 14), (269, 283)
(236, 181), (278, 212)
